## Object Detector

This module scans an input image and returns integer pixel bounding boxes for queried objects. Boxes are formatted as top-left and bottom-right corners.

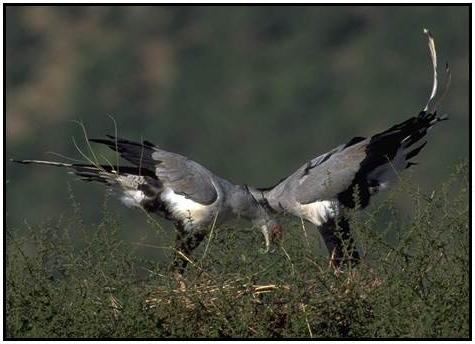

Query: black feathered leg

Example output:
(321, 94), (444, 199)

(318, 217), (360, 268)
(171, 229), (190, 275)
(171, 224), (208, 275)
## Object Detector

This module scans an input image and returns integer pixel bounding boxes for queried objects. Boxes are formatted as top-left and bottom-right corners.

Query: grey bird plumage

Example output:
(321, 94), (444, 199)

(249, 29), (450, 267)
(13, 136), (281, 273)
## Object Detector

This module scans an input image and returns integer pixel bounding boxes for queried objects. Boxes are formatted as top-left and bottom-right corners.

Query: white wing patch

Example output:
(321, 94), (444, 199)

(298, 200), (338, 226)
(120, 190), (146, 208)
(161, 187), (214, 230)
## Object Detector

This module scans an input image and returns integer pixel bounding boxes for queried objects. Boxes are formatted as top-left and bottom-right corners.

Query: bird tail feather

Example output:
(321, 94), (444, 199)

(12, 159), (123, 184)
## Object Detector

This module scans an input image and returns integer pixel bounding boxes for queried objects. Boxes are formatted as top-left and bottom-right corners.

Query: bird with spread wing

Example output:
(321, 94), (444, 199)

(13, 137), (282, 274)
(249, 29), (450, 267)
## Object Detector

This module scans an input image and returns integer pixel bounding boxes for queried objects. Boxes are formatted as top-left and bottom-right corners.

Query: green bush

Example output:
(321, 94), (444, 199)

(6, 162), (469, 338)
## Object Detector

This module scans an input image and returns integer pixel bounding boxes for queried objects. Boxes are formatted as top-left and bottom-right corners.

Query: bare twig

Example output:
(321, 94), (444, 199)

(107, 114), (120, 174)
(200, 210), (220, 264)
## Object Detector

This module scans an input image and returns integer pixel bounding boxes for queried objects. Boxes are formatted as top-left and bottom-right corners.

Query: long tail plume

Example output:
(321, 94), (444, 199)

(423, 28), (438, 113)
(10, 159), (156, 184)
(423, 28), (451, 114)
(11, 159), (76, 169)
(10, 159), (116, 184)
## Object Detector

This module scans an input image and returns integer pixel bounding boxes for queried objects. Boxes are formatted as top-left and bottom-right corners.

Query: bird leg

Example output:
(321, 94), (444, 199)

(171, 224), (208, 275)
(318, 217), (360, 269)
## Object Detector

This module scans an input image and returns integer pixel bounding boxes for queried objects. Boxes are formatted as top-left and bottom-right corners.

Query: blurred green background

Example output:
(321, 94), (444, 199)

(6, 6), (469, 242)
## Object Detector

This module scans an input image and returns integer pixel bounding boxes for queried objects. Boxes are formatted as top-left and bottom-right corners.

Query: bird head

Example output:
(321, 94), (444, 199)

(260, 219), (284, 253)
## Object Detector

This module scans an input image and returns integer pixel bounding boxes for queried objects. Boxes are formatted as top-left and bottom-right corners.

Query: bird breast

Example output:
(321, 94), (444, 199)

(297, 200), (338, 226)
(160, 187), (217, 231)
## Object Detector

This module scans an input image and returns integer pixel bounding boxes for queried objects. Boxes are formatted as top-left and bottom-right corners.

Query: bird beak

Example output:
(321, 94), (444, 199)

(260, 225), (271, 253)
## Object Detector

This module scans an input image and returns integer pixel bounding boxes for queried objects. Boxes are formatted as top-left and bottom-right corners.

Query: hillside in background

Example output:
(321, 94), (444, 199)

(6, 6), (469, 243)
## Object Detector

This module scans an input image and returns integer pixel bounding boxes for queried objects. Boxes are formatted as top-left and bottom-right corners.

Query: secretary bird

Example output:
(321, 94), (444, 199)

(13, 137), (282, 273)
(249, 29), (450, 267)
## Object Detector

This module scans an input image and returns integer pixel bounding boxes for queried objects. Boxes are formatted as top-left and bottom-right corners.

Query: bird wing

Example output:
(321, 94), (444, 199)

(287, 29), (450, 208)
(287, 111), (445, 208)
(292, 138), (368, 205)
(89, 136), (218, 205)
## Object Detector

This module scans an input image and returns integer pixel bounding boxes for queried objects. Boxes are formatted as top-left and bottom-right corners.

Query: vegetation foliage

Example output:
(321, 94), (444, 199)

(6, 162), (469, 338)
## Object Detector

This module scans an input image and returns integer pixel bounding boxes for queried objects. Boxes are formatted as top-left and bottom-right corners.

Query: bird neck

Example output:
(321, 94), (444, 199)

(247, 186), (278, 214)
(218, 183), (265, 222)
